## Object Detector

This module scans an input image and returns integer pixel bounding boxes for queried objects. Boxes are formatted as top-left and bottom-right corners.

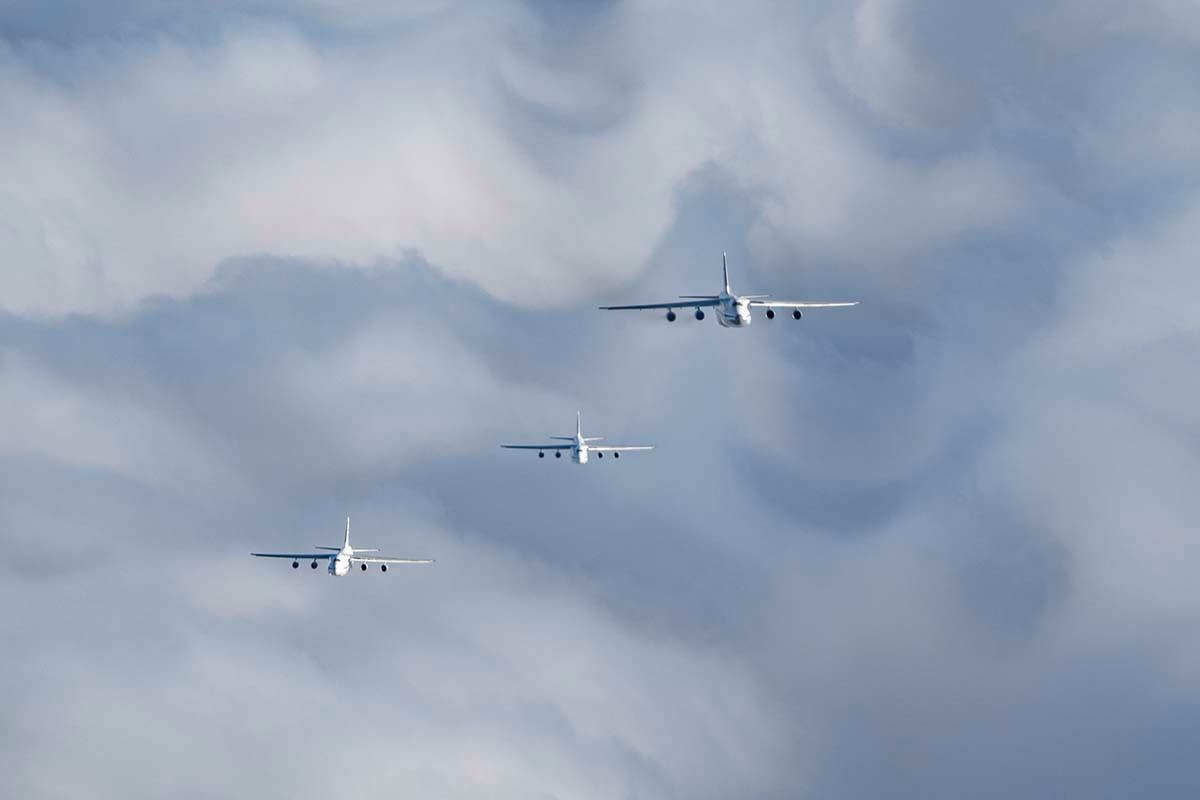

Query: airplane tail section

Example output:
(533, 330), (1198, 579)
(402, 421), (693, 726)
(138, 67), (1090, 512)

(722, 251), (731, 293)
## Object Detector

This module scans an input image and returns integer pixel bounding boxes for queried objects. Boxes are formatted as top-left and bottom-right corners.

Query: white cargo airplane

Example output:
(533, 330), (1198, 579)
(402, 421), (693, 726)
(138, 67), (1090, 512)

(599, 252), (858, 326)
(501, 412), (653, 464)
(251, 517), (434, 576)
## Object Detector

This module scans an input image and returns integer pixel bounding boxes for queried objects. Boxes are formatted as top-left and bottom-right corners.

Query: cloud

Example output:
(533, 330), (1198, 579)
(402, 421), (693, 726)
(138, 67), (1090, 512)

(4, 1), (1200, 798)
(1, 0), (1052, 317)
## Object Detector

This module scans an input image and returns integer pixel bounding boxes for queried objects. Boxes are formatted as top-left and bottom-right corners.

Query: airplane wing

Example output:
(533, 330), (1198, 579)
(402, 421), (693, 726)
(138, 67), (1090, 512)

(589, 445), (654, 452)
(599, 298), (720, 311)
(747, 300), (859, 308)
(251, 552), (335, 559)
(501, 444), (574, 450)
(350, 556), (435, 565)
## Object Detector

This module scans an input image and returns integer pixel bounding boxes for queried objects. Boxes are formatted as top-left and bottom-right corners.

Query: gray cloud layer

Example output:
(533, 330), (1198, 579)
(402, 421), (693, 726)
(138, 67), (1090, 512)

(2, 1), (1200, 798)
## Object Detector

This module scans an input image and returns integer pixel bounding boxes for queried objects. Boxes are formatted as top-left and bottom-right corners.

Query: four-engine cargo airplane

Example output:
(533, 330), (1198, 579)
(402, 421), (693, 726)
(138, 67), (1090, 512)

(251, 517), (434, 575)
(502, 412), (653, 464)
(599, 252), (858, 327)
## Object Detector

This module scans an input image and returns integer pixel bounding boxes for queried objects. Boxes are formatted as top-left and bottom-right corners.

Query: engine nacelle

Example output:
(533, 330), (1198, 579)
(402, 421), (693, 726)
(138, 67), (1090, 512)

(310, 560), (318, 569)
(765, 308), (775, 320)
(361, 563), (367, 571)
(694, 309), (705, 321)
(292, 561), (299, 569)
(666, 310), (677, 322)
(792, 309), (802, 320)
(381, 564), (388, 572)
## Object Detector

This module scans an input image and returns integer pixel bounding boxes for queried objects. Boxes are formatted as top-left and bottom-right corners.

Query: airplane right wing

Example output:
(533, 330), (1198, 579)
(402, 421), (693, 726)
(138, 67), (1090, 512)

(501, 444), (574, 450)
(251, 552), (335, 559)
(599, 298), (720, 311)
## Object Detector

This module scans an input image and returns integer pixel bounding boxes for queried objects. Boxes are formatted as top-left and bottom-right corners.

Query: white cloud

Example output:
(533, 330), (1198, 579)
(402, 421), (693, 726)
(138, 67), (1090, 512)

(4, 519), (785, 798)
(0, 2), (1048, 317)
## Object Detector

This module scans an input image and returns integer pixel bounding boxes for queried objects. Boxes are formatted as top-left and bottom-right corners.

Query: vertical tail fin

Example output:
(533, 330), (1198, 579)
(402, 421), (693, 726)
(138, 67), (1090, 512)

(722, 251), (731, 293)
(343, 516), (351, 550)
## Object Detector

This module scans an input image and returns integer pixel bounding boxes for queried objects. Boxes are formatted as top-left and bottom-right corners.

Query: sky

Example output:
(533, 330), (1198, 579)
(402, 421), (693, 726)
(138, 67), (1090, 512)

(1, 1), (1199, 797)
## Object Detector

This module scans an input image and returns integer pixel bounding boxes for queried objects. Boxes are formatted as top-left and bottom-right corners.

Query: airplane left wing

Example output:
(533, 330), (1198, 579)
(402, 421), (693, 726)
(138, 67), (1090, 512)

(747, 300), (859, 308)
(588, 445), (654, 452)
(350, 556), (435, 565)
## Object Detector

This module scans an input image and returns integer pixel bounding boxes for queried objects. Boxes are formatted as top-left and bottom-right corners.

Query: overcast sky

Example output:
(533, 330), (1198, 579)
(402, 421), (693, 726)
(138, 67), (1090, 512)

(2, 1), (1199, 797)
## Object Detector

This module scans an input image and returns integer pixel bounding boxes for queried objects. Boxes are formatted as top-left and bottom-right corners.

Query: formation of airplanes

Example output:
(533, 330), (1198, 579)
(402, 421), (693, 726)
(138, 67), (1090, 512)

(253, 252), (857, 573)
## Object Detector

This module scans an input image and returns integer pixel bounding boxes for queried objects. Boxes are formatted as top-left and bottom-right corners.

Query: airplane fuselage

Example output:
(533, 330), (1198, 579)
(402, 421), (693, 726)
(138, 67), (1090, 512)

(715, 292), (753, 328)
(330, 549), (351, 576)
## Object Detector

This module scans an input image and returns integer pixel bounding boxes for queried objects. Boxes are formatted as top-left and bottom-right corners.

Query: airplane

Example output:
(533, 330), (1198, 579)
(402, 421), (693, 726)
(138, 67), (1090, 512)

(599, 252), (858, 327)
(501, 411), (653, 464)
(251, 517), (434, 576)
